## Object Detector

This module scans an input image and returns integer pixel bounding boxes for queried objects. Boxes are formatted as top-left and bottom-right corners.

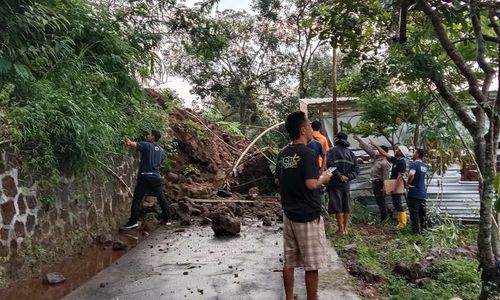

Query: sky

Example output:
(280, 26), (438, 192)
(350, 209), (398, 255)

(160, 0), (253, 108)
(183, 0), (252, 12)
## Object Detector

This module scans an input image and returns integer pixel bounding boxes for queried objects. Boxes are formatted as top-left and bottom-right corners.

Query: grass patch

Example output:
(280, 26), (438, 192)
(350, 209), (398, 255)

(327, 215), (480, 299)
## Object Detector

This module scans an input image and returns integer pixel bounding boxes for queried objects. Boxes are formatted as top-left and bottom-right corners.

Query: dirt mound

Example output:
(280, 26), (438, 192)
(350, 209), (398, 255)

(138, 91), (283, 227)
(165, 107), (272, 197)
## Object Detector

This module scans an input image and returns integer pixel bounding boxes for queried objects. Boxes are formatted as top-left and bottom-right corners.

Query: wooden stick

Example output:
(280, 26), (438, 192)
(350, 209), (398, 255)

(189, 198), (279, 204)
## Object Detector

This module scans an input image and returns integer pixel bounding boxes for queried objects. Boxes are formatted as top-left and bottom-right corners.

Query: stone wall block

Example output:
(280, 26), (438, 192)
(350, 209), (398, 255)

(0, 243), (9, 257)
(2, 176), (17, 198)
(14, 221), (26, 238)
(10, 239), (17, 254)
(1, 200), (15, 225)
(0, 228), (9, 242)
(26, 214), (35, 234)
(17, 194), (26, 215)
(26, 195), (37, 210)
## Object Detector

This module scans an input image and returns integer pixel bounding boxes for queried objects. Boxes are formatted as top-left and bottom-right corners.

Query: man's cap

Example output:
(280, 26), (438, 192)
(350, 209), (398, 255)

(398, 145), (410, 157)
(336, 132), (348, 140)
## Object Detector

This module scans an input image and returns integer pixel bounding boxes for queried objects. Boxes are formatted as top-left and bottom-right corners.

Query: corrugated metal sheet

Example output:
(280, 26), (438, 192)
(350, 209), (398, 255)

(350, 164), (480, 222)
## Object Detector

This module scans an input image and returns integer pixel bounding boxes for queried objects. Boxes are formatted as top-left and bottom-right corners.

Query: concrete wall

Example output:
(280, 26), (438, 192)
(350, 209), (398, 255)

(0, 147), (137, 283)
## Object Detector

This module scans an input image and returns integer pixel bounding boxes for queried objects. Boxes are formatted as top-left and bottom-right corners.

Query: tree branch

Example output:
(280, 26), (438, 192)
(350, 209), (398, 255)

(431, 78), (478, 135)
(418, 0), (490, 116)
(470, 0), (495, 95)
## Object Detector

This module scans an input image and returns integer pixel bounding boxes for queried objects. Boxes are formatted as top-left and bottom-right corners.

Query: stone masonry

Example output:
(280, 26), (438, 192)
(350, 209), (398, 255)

(0, 149), (138, 282)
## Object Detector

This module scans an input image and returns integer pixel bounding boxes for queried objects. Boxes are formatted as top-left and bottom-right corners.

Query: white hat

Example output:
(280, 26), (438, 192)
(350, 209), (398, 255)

(397, 145), (410, 157)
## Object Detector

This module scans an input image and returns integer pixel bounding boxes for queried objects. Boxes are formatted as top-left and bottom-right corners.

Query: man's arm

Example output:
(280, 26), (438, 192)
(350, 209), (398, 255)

(407, 163), (416, 187)
(305, 172), (332, 190)
(347, 152), (360, 181)
(125, 138), (137, 148)
(354, 135), (376, 158)
(369, 139), (391, 159)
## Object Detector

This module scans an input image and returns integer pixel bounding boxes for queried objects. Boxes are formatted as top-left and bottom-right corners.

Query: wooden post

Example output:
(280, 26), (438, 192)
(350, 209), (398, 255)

(331, 46), (338, 135)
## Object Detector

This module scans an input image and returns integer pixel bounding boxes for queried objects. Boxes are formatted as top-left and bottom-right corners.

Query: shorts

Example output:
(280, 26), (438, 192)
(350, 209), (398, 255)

(328, 189), (351, 214)
(283, 214), (327, 271)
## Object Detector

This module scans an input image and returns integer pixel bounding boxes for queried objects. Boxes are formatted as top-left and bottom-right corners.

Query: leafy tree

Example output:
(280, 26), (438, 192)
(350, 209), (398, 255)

(316, 0), (499, 297)
(169, 10), (296, 127)
(0, 0), (199, 190)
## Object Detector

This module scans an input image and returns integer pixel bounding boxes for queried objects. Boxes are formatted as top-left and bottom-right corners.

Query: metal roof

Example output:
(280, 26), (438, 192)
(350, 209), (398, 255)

(299, 97), (359, 105)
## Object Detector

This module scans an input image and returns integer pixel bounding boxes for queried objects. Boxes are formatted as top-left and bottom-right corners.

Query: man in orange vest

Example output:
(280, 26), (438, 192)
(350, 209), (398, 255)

(311, 121), (330, 171)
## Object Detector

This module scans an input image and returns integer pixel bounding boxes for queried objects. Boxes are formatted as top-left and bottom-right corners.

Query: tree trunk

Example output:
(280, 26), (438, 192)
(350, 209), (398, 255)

(239, 100), (248, 134)
(299, 68), (306, 98)
(477, 135), (499, 300)
(413, 121), (420, 147)
(331, 46), (338, 135)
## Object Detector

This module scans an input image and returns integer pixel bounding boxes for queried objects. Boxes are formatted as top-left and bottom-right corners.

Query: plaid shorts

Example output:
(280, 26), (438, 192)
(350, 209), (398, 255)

(282, 214), (327, 271)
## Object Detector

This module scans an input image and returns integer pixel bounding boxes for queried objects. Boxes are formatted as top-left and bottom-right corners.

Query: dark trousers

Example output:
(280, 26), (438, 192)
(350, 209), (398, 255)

(408, 196), (426, 234)
(391, 193), (404, 212)
(129, 177), (171, 224)
(372, 181), (388, 221)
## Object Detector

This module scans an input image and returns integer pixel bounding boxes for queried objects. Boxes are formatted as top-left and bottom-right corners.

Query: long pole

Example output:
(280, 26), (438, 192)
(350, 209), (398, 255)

(331, 46), (338, 135)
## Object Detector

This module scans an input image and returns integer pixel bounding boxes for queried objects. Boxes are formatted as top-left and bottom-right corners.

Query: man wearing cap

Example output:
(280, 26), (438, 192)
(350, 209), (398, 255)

(407, 148), (428, 234)
(354, 135), (391, 221)
(325, 132), (359, 235)
(371, 141), (409, 228)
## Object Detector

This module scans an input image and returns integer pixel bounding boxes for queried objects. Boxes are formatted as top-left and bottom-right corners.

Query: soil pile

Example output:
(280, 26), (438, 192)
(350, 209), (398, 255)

(144, 89), (281, 228)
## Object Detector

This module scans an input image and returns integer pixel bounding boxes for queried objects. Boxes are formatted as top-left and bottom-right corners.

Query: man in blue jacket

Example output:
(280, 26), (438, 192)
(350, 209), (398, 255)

(407, 148), (428, 234)
(122, 129), (172, 229)
(326, 132), (359, 235)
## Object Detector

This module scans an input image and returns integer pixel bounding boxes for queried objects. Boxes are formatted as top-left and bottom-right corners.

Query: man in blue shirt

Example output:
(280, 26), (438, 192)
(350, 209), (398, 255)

(307, 139), (326, 172)
(122, 129), (172, 229)
(407, 148), (428, 234)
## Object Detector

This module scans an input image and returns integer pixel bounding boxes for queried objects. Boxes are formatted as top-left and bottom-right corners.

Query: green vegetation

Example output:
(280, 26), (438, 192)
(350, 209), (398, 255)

(329, 210), (480, 300)
(182, 119), (207, 141)
(202, 110), (244, 138)
(180, 163), (198, 176)
(0, 0), (170, 194)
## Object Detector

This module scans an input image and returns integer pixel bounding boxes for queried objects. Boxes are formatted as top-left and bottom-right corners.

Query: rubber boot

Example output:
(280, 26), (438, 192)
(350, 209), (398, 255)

(396, 211), (407, 228)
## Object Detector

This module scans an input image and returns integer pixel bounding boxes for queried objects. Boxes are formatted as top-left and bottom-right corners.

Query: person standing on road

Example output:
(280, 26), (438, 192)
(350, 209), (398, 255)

(325, 132), (359, 235)
(354, 135), (391, 221)
(371, 141), (410, 228)
(274, 111), (332, 300)
(312, 120), (330, 171)
(407, 148), (428, 234)
(122, 129), (172, 229)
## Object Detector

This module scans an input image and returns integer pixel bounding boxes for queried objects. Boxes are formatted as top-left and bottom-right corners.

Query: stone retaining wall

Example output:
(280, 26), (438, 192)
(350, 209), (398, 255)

(0, 149), (138, 285)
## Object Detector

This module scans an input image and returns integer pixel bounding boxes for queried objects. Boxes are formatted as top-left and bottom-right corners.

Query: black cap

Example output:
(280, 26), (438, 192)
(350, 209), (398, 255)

(336, 132), (348, 140)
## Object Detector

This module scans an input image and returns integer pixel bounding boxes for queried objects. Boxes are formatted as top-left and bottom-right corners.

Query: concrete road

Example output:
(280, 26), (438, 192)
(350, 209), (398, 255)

(64, 220), (359, 300)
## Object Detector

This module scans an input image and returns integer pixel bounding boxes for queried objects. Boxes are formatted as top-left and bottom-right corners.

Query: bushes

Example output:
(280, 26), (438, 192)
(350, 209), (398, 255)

(330, 221), (480, 299)
(0, 0), (169, 191)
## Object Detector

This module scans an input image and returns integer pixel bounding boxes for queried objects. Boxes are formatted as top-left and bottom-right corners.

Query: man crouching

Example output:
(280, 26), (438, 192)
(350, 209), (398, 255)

(274, 111), (333, 300)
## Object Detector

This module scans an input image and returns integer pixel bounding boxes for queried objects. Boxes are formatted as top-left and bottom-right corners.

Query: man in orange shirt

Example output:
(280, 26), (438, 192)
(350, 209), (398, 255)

(311, 121), (330, 171)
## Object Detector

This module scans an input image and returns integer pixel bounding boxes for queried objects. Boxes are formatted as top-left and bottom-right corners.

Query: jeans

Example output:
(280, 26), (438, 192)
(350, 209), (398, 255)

(129, 176), (171, 224)
(408, 196), (426, 234)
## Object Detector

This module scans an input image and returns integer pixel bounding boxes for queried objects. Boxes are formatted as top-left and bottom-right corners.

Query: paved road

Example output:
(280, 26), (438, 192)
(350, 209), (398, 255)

(64, 220), (359, 300)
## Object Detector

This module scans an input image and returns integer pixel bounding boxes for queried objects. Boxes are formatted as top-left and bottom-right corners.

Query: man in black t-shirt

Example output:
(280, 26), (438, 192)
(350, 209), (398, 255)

(274, 111), (332, 300)
(121, 129), (172, 230)
(371, 141), (409, 228)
